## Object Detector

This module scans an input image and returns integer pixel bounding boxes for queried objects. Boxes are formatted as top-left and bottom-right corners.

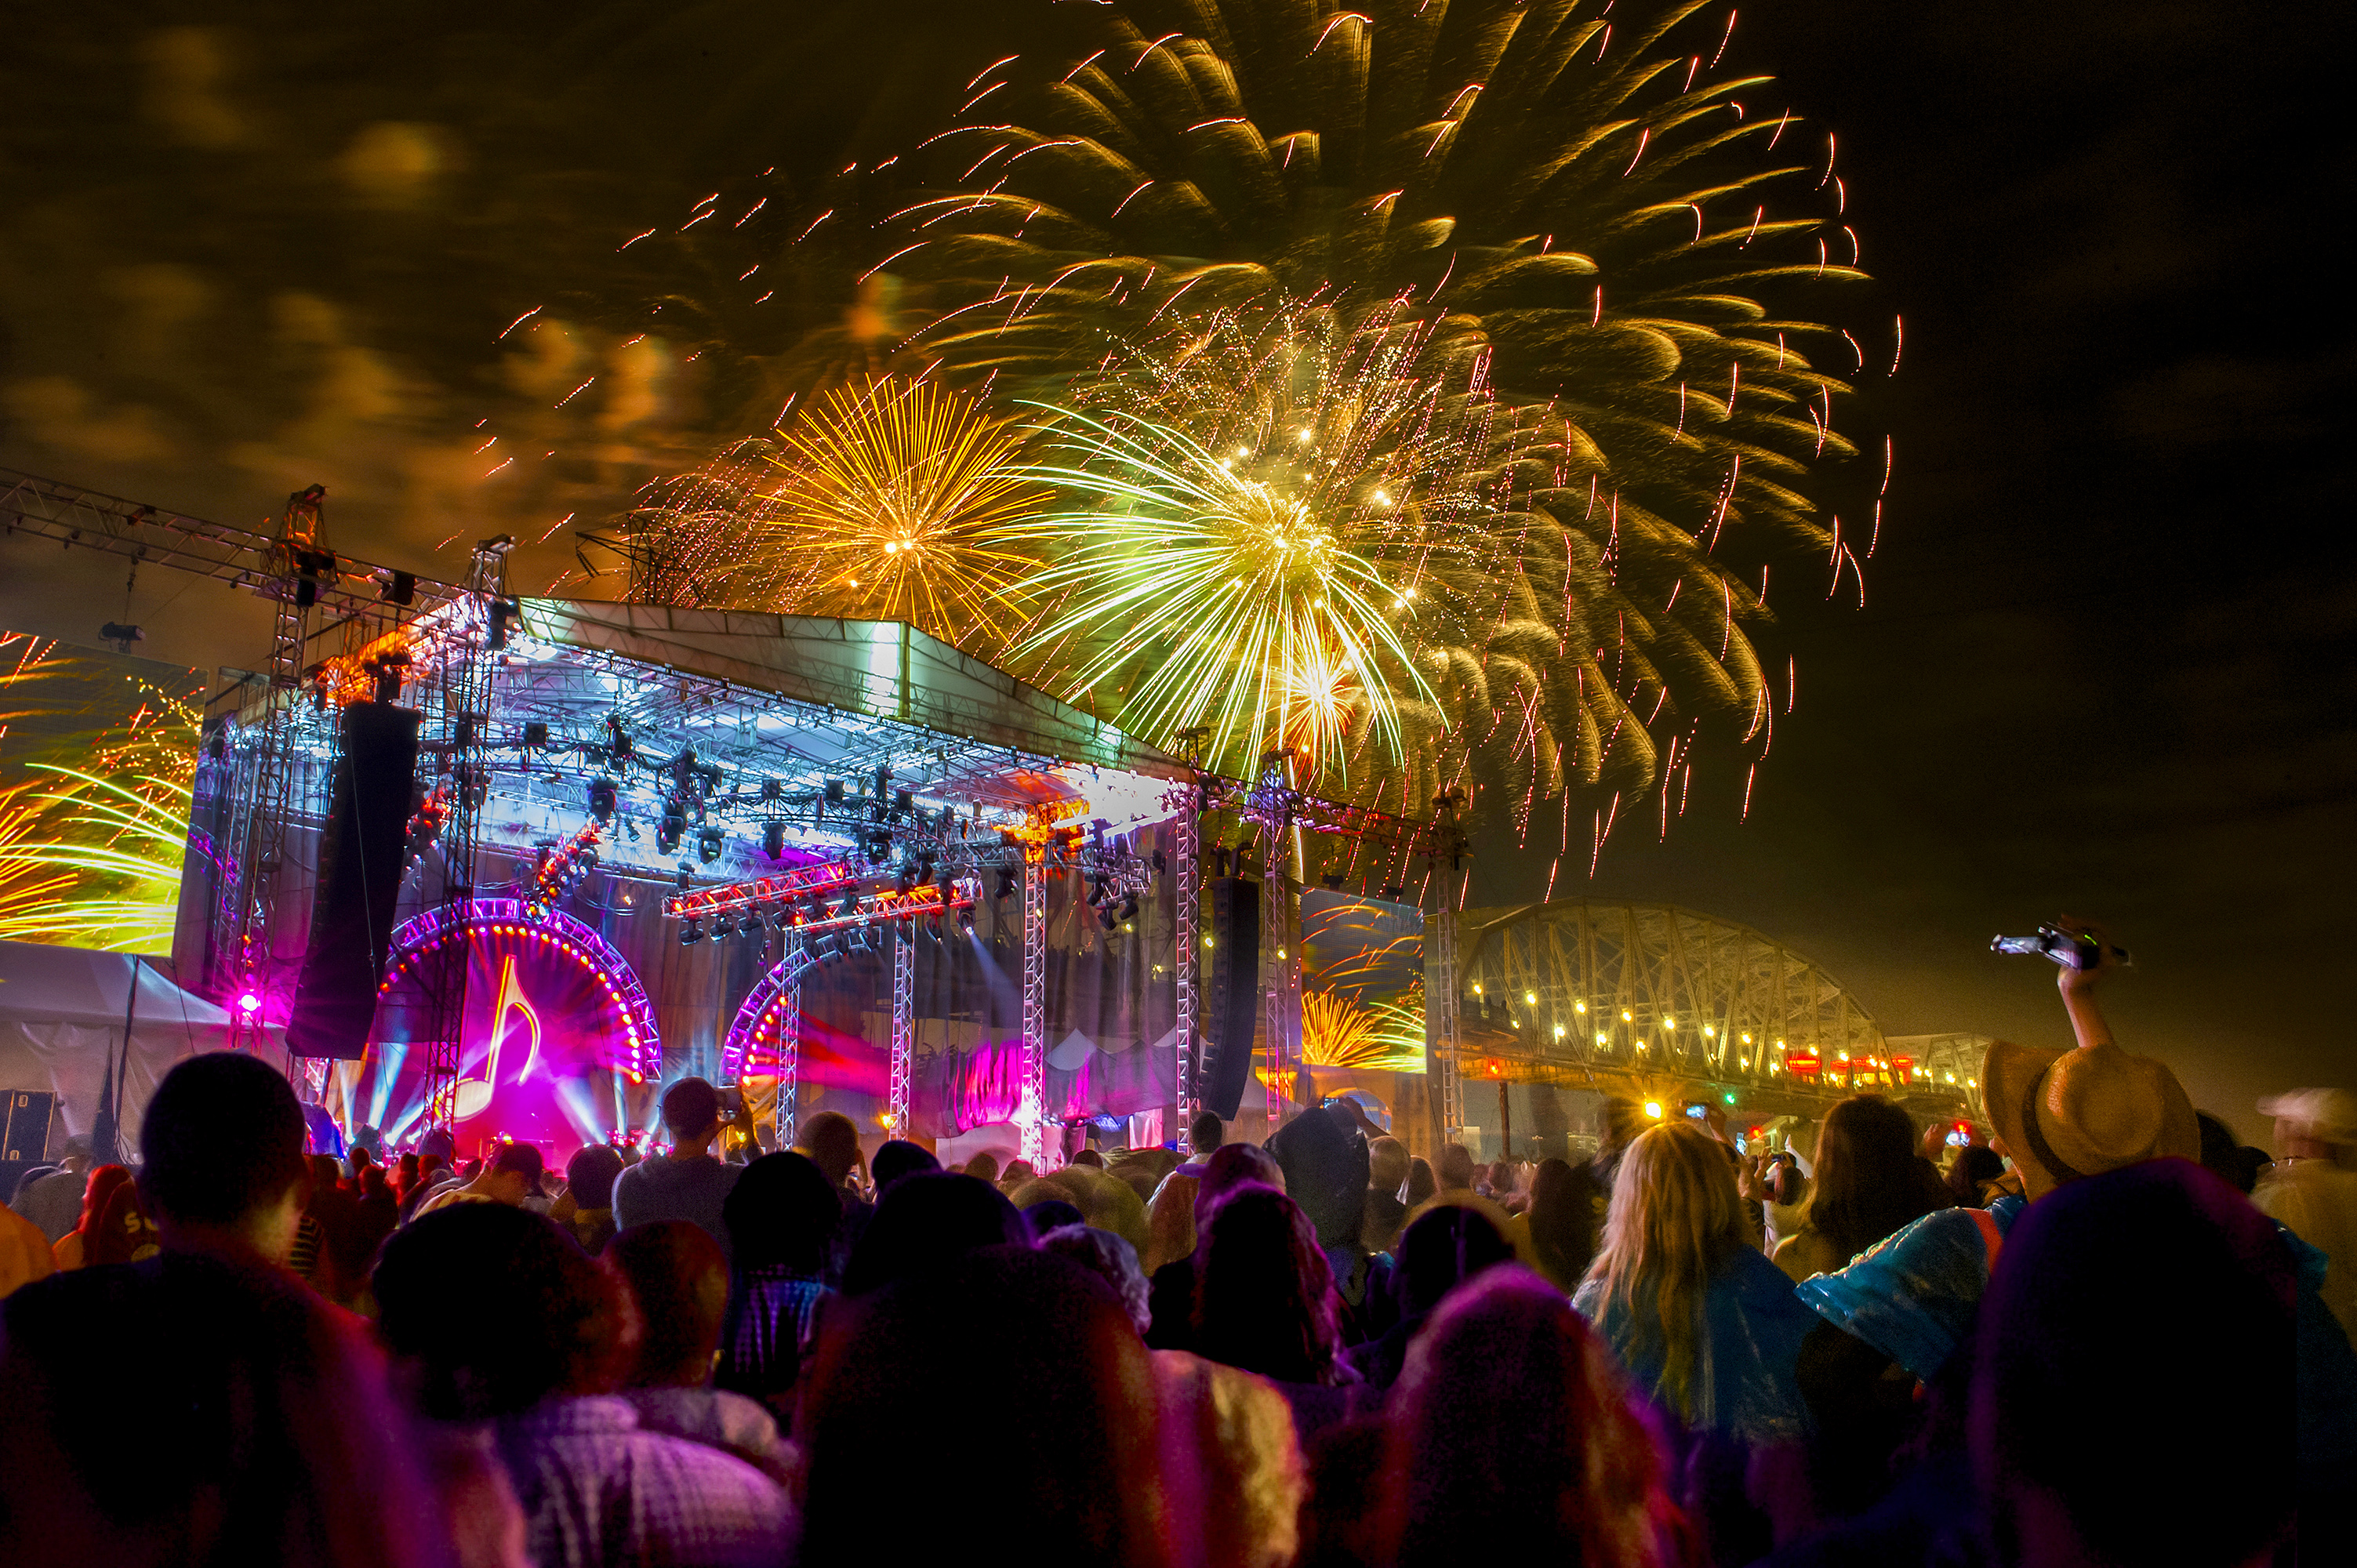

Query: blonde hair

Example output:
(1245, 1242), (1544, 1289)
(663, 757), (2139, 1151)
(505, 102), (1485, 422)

(1580, 1121), (1748, 1418)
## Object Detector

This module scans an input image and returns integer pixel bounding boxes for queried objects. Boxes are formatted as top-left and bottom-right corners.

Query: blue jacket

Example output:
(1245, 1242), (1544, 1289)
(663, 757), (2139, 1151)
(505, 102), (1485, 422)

(1576, 1244), (1818, 1441)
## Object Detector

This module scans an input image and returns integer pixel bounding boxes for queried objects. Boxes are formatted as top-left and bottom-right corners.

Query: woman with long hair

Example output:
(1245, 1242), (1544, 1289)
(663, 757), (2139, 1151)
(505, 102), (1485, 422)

(1193, 1184), (1346, 1388)
(1508, 1157), (1602, 1291)
(1574, 1122), (1816, 1442)
(1774, 1096), (1952, 1282)
(1370, 1268), (1692, 1568)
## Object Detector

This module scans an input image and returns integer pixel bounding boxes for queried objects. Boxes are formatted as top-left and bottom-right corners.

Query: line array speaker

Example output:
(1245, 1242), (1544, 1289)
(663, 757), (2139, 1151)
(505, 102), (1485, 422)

(287, 701), (422, 1060)
(1197, 876), (1261, 1120)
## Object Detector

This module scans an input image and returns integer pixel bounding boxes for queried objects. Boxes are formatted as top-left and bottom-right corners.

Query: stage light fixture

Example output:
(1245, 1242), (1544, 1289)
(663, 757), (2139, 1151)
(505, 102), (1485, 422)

(893, 788), (914, 815)
(680, 918), (703, 946)
(588, 777), (618, 822)
(1119, 893), (1139, 923)
(824, 779), (845, 804)
(761, 778), (783, 801)
(762, 822), (785, 859)
(675, 864), (692, 890)
(697, 828), (724, 863)
(711, 911), (734, 938)
(895, 865), (914, 895)
(523, 721), (550, 748)
(994, 868), (1017, 901)
(838, 886), (859, 918)
(1151, 850), (1168, 874)
(487, 599), (518, 650)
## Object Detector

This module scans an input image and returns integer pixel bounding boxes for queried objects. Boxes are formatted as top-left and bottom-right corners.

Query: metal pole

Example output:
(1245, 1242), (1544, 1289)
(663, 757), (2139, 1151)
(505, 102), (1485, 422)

(1171, 786), (1200, 1154)
(777, 948), (802, 1150)
(1019, 848), (1050, 1170)
(1263, 845), (1291, 1127)
(1434, 905), (1465, 1149)
(888, 926), (915, 1138)
(223, 584), (308, 1052)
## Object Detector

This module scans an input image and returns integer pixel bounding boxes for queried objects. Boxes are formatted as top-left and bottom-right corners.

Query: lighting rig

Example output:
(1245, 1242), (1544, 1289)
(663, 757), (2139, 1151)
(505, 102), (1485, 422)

(522, 822), (603, 920)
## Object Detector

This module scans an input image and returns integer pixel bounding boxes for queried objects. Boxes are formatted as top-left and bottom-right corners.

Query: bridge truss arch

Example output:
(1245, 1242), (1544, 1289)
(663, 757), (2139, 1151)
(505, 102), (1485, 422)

(1447, 902), (1948, 1109)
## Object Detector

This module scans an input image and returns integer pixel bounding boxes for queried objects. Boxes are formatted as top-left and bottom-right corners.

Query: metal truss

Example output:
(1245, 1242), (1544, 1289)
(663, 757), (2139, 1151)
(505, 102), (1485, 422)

(416, 543), (507, 1131)
(1432, 906), (1465, 1145)
(888, 926), (916, 1136)
(1168, 781), (1201, 1152)
(664, 862), (857, 920)
(0, 467), (463, 619)
(1449, 902), (1932, 1116)
(1019, 847), (1049, 1170)
(1241, 752), (1303, 1128)
(776, 955), (803, 1149)
(220, 500), (316, 1052)
(717, 944), (821, 1120)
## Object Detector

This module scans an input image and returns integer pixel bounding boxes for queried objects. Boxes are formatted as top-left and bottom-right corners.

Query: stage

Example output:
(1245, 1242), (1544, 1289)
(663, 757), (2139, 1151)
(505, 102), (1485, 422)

(176, 594), (1437, 1167)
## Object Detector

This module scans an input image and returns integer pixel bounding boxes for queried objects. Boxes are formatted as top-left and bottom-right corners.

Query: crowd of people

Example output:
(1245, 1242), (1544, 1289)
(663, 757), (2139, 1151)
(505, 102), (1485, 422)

(0, 951), (2350, 1566)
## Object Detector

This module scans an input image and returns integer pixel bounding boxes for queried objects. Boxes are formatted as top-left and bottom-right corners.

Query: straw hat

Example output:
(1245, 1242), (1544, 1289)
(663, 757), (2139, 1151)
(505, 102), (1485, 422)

(1982, 1038), (2199, 1200)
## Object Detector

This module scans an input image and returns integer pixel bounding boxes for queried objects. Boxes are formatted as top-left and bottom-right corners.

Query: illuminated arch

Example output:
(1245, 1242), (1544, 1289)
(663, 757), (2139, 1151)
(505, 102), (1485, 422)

(378, 897), (660, 1082)
(720, 946), (822, 1083)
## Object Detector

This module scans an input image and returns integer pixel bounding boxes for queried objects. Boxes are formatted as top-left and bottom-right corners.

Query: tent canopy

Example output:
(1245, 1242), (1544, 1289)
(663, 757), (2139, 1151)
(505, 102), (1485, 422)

(0, 942), (227, 1030)
(0, 942), (234, 1160)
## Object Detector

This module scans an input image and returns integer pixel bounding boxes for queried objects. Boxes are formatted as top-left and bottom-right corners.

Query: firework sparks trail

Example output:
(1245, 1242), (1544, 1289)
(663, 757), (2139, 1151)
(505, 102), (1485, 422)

(551, 0), (1882, 862)
(0, 637), (200, 951)
(618, 377), (1049, 648)
(987, 299), (1506, 789)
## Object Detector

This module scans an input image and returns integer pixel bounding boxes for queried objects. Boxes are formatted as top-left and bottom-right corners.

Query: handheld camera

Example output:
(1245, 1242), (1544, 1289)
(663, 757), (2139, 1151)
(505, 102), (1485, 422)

(1990, 922), (2130, 972)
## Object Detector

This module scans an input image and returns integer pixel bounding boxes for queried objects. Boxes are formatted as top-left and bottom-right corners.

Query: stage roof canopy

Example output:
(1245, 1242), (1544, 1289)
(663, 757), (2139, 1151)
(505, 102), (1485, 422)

(518, 601), (1189, 793)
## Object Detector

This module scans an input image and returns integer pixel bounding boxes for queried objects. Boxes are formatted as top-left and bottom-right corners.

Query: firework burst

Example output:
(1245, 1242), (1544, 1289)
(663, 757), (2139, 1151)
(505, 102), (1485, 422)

(863, 0), (1866, 839)
(0, 768), (194, 951)
(619, 376), (1048, 647)
(1299, 987), (1425, 1071)
(0, 633), (200, 952)
(993, 299), (1503, 786)
(572, 0), (1882, 855)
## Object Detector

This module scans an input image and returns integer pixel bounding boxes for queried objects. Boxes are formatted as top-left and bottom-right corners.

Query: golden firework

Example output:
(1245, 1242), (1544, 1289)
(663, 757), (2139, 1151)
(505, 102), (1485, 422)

(993, 299), (1496, 792)
(0, 633), (199, 953)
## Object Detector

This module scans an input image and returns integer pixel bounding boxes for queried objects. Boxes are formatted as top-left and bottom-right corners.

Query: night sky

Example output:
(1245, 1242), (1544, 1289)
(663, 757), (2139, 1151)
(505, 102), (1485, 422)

(4, 2), (2350, 1139)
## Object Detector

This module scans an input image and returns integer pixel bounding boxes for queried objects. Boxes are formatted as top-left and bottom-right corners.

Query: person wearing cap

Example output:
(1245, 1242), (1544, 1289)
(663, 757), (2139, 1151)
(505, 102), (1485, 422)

(2253, 1087), (2357, 1340)
(413, 1142), (547, 1217)
(397, 1127), (461, 1223)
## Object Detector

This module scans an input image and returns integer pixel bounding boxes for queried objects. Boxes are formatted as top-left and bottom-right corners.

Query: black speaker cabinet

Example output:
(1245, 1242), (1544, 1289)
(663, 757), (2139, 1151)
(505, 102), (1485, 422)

(1197, 877), (1262, 1120)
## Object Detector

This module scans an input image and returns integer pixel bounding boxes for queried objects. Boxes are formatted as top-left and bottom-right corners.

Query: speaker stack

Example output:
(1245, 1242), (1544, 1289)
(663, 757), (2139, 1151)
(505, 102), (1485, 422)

(286, 701), (423, 1060)
(1196, 877), (1262, 1119)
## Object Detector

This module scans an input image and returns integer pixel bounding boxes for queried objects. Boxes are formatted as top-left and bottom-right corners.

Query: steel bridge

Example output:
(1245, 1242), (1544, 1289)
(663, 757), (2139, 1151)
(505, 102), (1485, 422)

(1437, 902), (1983, 1120)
